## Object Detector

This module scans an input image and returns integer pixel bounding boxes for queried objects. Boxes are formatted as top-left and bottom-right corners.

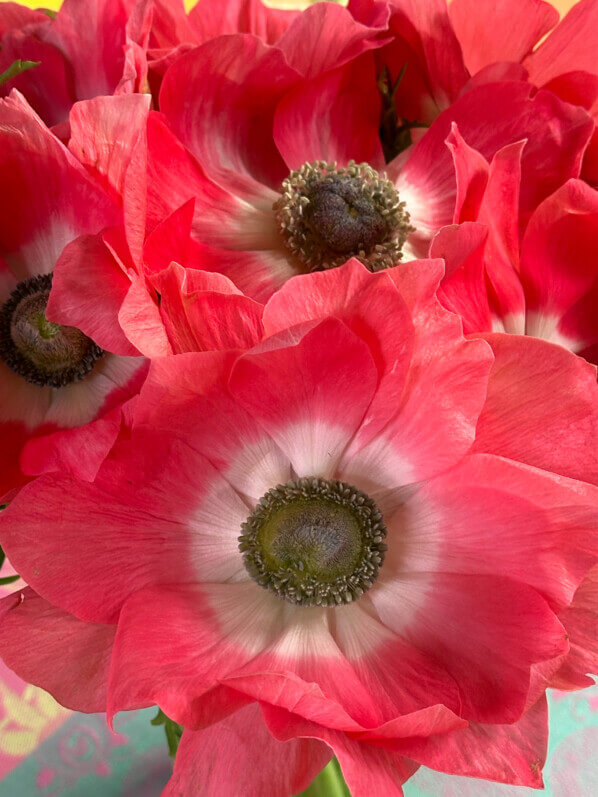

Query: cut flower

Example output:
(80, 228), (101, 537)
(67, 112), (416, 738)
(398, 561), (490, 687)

(1, 260), (597, 795)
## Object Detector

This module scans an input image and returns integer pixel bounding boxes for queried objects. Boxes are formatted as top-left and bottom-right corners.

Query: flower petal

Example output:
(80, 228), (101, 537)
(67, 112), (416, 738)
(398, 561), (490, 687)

(163, 705), (330, 797)
(230, 318), (378, 478)
(0, 587), (115, 713)
(449, 0), (558, 75)
(0, 433), (247, 622)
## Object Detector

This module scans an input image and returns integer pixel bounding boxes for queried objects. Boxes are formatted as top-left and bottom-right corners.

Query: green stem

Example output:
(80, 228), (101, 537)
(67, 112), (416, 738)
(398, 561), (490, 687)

(297, 758), (351, 797)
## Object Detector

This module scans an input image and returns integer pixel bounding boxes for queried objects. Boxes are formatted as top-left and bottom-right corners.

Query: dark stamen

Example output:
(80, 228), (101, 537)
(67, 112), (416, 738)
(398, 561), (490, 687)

(0, 273), (104, 388)
(239, 477), (387, 607)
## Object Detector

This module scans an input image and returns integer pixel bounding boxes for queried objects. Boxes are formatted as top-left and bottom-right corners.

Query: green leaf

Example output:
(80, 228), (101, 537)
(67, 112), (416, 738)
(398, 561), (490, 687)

(39, 9), (58, 19)
(0, 60), (41, 87)
(297, 759), (351, 797)
(150, 708), (184, 757)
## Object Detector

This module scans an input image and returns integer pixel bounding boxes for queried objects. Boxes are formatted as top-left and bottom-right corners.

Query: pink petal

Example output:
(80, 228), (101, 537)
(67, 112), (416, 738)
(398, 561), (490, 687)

(117, 275), (172, 358)
(0, 432), (247, 622)
(378, 0), (469, 120)
(47, 233), (139, 356)
(69, 94), (150, 262)
(134, 351), (291, 501)
(188, 0), (299, 46)
(446, 128), (526, 324)
(263, 260), (415, 444)
(163, 705), (330, 797)
(108, 582), (288, 724)
(229, 318), (378, 478)
(68, 94), (150, 204)
(274, 1), (389, 79)
(146, 113), (279, 250)
(0, 587), (115, 712)
(340, 335), (493, 488)
(273, 55), (384, 171)
(263, 704), (418, 797)
(371, 570), (567, 724)
(473, 334), (598, 486)
(398, 82), (593, 248)
(519, 179), (598, 351)
(449, 0), (558, 75)
(159, 35), (299, 195)
(431, 223), (493, 334)
(42, 0), (133, 101)
(0, 3), (47, 34)
(393, 453), (597, 612)
(20, 404), (124, 482)
(445, 123), (489, 222)
(551, 566), (598, 690)
(0, 91), (118, 277)
(397, 697), (548, 788)
(151, 263), (264, 354)
(524, 0), (598, 88)
(0, 31), (73, 127)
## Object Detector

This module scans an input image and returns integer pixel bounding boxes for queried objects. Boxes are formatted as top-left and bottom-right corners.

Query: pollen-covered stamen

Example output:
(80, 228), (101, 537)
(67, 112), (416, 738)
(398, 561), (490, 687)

(0, 273), (104, 388)
(273, 160), (414, 272)
(239, 477), (387, 607)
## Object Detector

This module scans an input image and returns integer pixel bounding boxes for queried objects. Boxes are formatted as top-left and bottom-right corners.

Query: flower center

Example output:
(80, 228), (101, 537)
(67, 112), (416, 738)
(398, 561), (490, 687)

(239, 477), (387, 607)
(0, 274), (104, 387)
(273, 160), (413, 272)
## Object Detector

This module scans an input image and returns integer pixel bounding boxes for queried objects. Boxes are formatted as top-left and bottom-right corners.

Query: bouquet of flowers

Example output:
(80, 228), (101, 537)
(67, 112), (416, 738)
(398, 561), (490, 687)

(0, 0), (597, 794)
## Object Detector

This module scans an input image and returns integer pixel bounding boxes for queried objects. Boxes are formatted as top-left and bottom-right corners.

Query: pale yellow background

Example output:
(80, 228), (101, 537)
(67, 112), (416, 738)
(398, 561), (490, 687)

(0, 0), (581, 13)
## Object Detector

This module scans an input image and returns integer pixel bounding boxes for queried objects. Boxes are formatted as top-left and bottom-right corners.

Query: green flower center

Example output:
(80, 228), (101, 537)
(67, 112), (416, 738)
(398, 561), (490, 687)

(239, 477), (387, 607)
(273, 160), (413, 273)
(0, 274), (104, 387)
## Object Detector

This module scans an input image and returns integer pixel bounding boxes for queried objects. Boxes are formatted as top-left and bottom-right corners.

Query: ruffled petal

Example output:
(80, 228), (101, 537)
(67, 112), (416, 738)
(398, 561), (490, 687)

(449, 0), (558, 75)
(273, 55), (384, 171)
(0, 91), (118, 277)
(133, 351), (291, 501)
(397, 82), (593, 252)
(524, 0), (598, 87)
(47, 233), (139, 357)
(159, 35), (299, 196)
(229, 318), (378, 478)
(399, 696), (548, 788)
(519, 179), (598, 351)
(0, 433), (248, 622)
(151, 263), (264, 354)
(163, 705), (330, 797)
(0, 587), (115, 713)
(107, 582), (289, 725)
(473, 334), (598, 486)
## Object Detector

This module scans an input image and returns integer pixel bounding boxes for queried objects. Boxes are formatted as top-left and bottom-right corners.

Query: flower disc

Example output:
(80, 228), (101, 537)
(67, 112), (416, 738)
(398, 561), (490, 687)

(239, 477), (387, 607)
(0, 274), (104, 388)
(274, 160), (413, 272)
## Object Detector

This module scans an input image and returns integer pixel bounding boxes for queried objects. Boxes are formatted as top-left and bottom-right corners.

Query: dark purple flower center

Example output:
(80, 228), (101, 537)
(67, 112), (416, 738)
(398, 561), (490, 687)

(0, 273), (104, 388)
(274, 160), (413, 273)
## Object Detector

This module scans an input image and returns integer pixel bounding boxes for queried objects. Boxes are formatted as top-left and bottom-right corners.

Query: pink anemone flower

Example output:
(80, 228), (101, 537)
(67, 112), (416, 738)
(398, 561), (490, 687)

(0, 0), (150, 131)
(348, 0), (598, 181)
(145, 27), (592, 302)
(1, 260), (597, 795)
(434, 126), (598, 363)
(0, 91), (149, 496)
